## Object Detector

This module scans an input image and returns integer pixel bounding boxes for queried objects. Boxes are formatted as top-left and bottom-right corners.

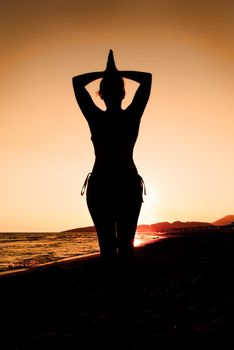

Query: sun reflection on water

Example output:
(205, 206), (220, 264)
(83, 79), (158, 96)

(134, 237), (143, 246)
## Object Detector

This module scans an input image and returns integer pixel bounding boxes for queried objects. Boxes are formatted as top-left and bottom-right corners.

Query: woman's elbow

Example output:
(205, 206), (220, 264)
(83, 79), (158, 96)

(72, 76), (78, 84)
(145, 73), (152, 87)
(72, 76), (81, 89)
(147, 72), (152, 81)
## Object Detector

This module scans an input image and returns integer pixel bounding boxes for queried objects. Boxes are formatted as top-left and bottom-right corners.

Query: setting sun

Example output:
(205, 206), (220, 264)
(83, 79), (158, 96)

(139, 184), (160, 224)
(134, 237), (142, 247)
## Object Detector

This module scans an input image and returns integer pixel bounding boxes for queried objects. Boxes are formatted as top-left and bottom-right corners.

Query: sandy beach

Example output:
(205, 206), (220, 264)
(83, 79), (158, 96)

(1, 228), (234, 349)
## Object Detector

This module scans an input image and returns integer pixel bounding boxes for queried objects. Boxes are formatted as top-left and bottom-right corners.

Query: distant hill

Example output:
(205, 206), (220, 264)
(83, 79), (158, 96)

(63, 220), (213, 233)
(137, 221), (212, 232)
(63, 215), (234, 233)
(212, 215), (234, 226)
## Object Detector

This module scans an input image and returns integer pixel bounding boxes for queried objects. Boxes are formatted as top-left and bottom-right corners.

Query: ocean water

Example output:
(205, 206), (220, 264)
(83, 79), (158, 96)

(0, 231), (161, 275)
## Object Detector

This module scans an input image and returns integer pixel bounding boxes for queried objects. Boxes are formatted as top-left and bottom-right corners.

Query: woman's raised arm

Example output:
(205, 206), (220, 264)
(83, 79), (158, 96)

(72, 71), (104, 119)
(120, 70), (152, 114)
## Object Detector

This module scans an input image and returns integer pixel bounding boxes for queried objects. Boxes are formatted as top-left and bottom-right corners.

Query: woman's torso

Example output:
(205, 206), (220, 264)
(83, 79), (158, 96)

(87, 108), (141, 179)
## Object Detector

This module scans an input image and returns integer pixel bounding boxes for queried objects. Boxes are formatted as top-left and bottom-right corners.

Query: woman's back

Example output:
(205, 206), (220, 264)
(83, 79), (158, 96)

(88, 107), (142, 174)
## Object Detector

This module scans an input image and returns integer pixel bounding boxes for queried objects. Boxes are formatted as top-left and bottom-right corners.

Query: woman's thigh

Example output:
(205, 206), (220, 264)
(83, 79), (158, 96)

(86, 176), (117, 258)
(115, 176), (143, 248)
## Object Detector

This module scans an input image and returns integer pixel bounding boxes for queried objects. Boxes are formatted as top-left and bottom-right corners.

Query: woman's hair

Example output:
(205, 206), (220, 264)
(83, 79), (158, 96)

(98, 75), (125, 100)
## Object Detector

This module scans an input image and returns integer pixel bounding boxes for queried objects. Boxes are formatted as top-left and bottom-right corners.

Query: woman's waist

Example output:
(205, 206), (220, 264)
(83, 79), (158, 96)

(81, 164), (145, 196)
(89, 169), (142, 189)
(92, 158), (137, 174)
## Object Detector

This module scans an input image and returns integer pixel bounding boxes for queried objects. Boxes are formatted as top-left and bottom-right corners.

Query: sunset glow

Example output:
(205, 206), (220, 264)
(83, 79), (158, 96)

(1, 0), (234, 231)
(140, 184), (160, 224)
(134, 237), (142, 247)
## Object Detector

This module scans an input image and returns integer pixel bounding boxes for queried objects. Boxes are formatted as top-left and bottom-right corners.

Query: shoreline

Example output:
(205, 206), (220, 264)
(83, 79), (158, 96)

(0, 227), (230, 278)
(0, 235), (166, 278)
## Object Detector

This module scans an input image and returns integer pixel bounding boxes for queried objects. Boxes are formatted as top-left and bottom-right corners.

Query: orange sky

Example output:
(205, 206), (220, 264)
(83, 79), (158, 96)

(1, 0), (234, 231)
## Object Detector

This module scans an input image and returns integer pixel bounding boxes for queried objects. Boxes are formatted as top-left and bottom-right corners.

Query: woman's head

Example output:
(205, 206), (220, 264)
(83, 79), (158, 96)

(98, 75), (125, 106)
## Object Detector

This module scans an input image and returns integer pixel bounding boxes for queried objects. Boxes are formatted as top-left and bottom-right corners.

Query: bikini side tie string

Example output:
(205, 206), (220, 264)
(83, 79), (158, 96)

(81, 173), (92, 196)
(138, 175), (146, 202)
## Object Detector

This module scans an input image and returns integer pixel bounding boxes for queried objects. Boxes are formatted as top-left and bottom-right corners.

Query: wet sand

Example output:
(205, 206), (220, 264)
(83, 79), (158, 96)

(1, 229), (234, 349)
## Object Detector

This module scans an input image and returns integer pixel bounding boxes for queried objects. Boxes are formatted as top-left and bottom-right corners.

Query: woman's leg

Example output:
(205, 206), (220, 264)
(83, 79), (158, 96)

(114, 177), (143, 323)
(86, 176), (118, 305)
(115, 177), (143, 265)
(87, 178), (117, 262)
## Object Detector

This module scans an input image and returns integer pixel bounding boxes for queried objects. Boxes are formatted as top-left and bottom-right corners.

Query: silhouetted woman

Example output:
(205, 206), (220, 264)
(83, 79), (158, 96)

(72, 50), (151, 319)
